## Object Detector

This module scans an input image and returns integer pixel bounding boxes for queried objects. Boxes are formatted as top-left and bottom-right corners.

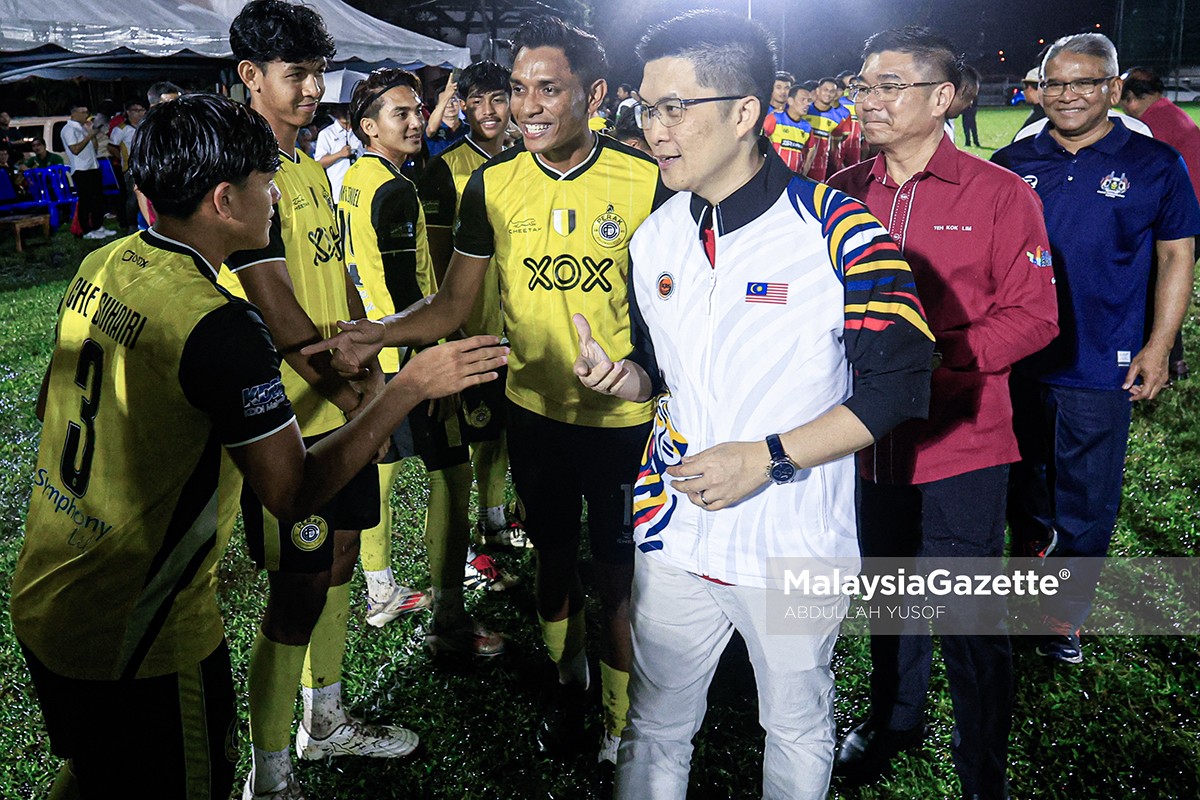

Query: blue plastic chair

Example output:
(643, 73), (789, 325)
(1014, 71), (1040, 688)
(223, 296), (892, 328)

(22, 167), (74, 229)
(0, 170), (49, 215)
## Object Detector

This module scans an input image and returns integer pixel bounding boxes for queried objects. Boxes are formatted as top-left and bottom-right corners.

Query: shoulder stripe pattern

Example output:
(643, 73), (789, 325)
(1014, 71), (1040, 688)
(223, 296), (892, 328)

(633, 394), (689, 552)
(788, 179), (933, 341)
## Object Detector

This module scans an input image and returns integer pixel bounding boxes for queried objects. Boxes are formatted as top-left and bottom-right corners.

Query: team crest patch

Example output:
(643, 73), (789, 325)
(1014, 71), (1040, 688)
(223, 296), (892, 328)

(291, 516), (329, 552)
(552, 208), (576, 236)
(1026, 245), (1053, 267)
(1098, 171), (1129, 199)
(657, 272), (675, 299)
(467, 402), (493, 428)
(592, 205), (628, 248)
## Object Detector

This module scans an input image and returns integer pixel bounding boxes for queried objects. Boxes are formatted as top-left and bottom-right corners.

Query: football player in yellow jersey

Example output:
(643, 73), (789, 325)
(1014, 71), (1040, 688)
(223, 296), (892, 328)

(304, 15), (668, 780)
(418, 61), (535, 553)
(10, 93), (506, 800)
(225, 2), (427, 797)
(340, 68), (510, 654)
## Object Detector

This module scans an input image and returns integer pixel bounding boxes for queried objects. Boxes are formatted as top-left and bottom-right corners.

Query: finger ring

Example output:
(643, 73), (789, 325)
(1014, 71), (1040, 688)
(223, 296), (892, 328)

(700, 491), (711, 506)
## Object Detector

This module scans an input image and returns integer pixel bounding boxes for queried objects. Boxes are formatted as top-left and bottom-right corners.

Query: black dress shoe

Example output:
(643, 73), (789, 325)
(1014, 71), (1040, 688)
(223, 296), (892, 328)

(833, 718), (925, 782)
(536, 680), (587, 757)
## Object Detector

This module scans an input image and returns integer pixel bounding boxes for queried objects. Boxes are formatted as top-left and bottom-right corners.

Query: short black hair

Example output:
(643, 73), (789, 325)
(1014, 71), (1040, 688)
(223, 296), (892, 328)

(512, 16), (608, 89)
(130, 93), (280, 219)
(800, 80), (819, 91)
(638, 10), (776, 115)
(836, 69), (856, 82)
(817, 76), (839, 88)
(230, 0), (336, 66)
(68, 101), (87, 114)
(147, 81), (182, 105)
(618, 82), (633, 93)
(457, 61), (511, 100)
(775, 71), (794, 83)
(125, 97), (147, 113)
(862, 26), (963, 87)
(32, 137), (46, 147)
(1123, 66), (1165, 99)
(958, 64), (981, 94)
(349, 68), (423, 141)
(788, 83), (811, 99)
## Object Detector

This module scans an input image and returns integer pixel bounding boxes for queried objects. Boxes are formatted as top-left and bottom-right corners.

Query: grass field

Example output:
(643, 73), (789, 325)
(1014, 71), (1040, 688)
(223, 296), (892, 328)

(1, 106), (1198, 799)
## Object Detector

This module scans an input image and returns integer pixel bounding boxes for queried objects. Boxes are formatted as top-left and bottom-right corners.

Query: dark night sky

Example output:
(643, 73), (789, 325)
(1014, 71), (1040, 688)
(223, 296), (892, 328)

(587, 0), (1120, 86)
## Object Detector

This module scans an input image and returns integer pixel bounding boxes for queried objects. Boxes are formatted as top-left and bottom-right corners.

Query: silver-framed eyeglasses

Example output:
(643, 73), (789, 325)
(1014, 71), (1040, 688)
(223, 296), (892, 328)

(848, 81), (942, 102)
(1038, 76), (1116, 98)
(634, 96), (745, 129)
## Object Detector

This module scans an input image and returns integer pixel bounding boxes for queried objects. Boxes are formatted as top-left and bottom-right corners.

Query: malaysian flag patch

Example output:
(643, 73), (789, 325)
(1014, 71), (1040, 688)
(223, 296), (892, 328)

(745, 282), (788, 304)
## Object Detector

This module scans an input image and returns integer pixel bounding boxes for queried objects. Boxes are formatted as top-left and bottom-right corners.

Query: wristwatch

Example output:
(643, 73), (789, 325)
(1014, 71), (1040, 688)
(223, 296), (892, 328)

(765, 434), (796, 485)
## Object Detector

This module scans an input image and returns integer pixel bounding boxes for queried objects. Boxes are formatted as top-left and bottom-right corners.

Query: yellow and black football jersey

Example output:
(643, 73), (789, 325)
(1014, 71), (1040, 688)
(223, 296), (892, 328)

(225, 149), (348, 437)
(454, 134), (668, 427)
(10, 229), (295, 681)
(339, 152), (436, 374)
(417, 136), (503, 339)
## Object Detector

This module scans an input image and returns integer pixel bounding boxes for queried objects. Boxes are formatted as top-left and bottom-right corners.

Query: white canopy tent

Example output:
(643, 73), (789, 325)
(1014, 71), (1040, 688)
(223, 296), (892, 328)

(0, 0), (470, 82)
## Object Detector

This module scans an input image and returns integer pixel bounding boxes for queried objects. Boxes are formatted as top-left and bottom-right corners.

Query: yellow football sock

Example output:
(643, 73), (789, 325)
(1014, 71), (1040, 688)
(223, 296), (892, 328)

(247, 629), (306, 751)
(301, 582), (350, 690)
(426, 462), (472, 595)
(538, 609), (586, 663)
(469, 432), (509, 511)
(361, 460), (402, 573)
(600, 660), (631, 738)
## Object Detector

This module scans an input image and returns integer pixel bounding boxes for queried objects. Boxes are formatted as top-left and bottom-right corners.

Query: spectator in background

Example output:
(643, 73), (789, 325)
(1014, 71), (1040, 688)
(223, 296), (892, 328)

(614, 116), (651, 154)
(769, 70), (794, 113)
(805, 76), (850, 180)
(61, 102), (115, 240)
(837, 70), (865, 167)
(614, 82), (639, 129)
(108, 98), (147, 232)
(147, 81), (182, 107)
(296, 124), (316, 157)
(948, 64), (981, 147)
(1122, 65), (1200, 380)
(314, 104), (362, 200)
(22, 137), (64, 169)
(0, 148), (27, 196)
(0, 111), (13, 157)
(1017, 67), (1045, 134)
(426, 78), (467, 157)
(763, 83), (817, 174)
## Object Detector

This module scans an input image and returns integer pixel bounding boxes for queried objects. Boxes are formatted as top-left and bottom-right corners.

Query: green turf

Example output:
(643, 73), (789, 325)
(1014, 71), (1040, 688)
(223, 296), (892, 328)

(2, 109), (1199, 798)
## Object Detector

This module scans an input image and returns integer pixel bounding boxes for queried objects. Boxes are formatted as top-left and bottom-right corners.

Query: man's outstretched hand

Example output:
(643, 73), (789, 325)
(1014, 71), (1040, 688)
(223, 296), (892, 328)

(573, 313), (640, 399)
(403, 336), (508, 399)
(300, 318), (387, 379)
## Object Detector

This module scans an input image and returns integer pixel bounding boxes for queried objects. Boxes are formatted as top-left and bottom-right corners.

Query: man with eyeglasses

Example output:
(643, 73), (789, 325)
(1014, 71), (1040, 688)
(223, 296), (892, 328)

(571, 11), (934, 798)
(993, 34), (1199, 667)
(827, 27), (1058, 799)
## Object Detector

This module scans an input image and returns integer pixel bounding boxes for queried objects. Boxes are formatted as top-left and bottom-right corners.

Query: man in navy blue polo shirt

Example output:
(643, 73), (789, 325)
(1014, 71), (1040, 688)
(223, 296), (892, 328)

(993, 32), (1199, 665)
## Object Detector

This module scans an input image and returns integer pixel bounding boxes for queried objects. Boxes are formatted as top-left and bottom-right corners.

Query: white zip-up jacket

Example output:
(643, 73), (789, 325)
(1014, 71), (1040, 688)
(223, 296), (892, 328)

(628, 147), (934, 588)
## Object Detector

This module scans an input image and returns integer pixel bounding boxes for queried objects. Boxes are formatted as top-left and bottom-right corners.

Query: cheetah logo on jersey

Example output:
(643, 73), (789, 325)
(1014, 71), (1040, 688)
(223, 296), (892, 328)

(657, 272), (675, 300)
(592, 205), (628, 248)
(1097, 171), (1129, 199)
(291, 516), (328, 552)
(634, 394), (689, 553)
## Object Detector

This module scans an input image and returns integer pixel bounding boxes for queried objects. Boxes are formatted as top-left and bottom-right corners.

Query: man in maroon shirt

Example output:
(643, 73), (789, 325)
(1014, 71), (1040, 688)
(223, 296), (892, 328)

(827, 27), (1059, 800)
(1121, 66), (1196, 380)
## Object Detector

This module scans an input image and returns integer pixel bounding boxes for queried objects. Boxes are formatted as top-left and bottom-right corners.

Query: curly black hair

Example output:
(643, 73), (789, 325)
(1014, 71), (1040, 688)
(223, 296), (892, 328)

(230, 0), (336, 65)
(130, 93), (280, 219)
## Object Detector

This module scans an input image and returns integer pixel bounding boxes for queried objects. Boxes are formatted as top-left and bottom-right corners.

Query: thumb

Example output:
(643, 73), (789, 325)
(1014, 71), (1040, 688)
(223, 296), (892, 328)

(573, 313), (594, 348)
(335, 319), (358, 333)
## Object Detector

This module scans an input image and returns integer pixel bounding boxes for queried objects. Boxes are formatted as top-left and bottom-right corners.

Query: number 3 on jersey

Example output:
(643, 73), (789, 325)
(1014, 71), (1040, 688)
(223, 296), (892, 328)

(61, 338), (103, 496)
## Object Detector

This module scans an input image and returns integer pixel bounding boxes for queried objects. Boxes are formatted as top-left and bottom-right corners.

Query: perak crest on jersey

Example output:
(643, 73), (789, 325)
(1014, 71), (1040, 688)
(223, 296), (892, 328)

(592, 204), (628, 248)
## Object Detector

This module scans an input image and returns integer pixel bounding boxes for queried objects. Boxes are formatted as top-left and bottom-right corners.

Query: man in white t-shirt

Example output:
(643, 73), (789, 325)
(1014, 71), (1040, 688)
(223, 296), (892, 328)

(108, 98), (147, 232)
(61, 102), (115, 240)
(314, 105), (363, 200)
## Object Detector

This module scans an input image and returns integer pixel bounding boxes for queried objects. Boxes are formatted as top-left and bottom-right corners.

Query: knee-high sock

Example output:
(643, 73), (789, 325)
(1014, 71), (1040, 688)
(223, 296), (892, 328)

(600, 660), (631, 738)
(470, 431), (509, 513)
(426, 462), (472, 625)
(361, 461), (403, 600)
(539, 609), (588, 686)
(247, 629), (307, 752)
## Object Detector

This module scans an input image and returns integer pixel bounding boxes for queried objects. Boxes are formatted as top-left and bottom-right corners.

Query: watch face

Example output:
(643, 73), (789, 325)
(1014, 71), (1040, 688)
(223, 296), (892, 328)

(770, 460), (796, 484)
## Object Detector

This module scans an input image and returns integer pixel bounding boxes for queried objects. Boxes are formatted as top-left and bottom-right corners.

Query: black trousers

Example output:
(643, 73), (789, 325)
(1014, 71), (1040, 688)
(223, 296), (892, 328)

(73, 168), (105, 233)
(859, 465), (1013, 800)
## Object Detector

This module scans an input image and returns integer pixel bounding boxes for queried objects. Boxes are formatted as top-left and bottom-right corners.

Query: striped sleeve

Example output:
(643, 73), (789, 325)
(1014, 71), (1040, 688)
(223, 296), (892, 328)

(799, 182), (935, 438)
